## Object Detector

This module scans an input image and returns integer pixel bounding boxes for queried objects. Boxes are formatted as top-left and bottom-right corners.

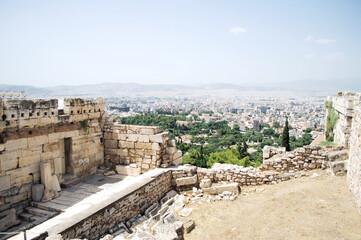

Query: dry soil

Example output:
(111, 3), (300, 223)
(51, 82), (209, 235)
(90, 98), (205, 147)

(180, 170), (361, 240)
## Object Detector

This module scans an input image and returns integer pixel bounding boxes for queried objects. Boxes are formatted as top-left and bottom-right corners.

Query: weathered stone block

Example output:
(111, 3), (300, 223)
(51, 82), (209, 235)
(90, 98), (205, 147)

(0, 176), (11, 192)
(115, 165), (141, 176)
(104, 139), (118, 149)
(175, 175), (198, 187)
(28, 135), (49, 147)
(149, 133), (167, 143)
(199, 179), (212, 189)
(166, 146), (177, 155)
(0, 208), (20, 231)
(32, 184), (44, 202)
(203, 183), (239, 195)
(135, 142), (152, 150)
(5, 138), (28, 151)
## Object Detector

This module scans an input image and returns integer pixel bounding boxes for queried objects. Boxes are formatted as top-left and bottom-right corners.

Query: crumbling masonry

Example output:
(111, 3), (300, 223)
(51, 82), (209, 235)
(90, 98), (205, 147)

(0, 98), (181, 232)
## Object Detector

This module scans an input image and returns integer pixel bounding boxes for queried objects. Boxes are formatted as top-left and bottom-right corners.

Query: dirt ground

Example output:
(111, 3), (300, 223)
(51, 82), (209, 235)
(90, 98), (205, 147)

(179, 170), (361, 240)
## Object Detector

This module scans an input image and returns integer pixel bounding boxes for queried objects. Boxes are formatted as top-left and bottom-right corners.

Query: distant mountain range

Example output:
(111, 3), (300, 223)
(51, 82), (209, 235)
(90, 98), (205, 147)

(0, 79), (360, 98)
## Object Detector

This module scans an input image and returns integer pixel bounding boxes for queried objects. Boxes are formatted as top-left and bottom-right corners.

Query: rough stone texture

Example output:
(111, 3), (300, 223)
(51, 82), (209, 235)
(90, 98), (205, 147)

(203, 183), (239, 195)
(327, 91), (361, 212)
(260, 145), (344, 173)
(175, 175), (198, 187)
(0, 97), (106, 229)
(32, 184), (45, 202)
(103, 123), (181, 173)
(58, 171), (172, 240)
(115, 165), (141, 176)
(263, 146), (286, 160)
(183, 220), (195, 233)
(346, 93), (361, 212)
(0, 208), (20, 231)
(329, 92), (355, 147)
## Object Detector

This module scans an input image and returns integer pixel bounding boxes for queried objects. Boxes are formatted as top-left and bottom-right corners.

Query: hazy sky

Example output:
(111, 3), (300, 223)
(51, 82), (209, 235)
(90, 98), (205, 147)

(1, 0), (361, 87)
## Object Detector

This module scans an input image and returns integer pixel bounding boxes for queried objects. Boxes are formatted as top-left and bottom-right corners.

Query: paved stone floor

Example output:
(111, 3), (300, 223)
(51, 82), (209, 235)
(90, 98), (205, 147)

(2, 173), (136, 240)
(35, 174), (134, 212)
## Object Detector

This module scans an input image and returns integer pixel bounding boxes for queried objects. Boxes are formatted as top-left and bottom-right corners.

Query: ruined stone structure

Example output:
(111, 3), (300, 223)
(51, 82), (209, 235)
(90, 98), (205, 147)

(103, 124), (182, 174)
(0, 98), (106, 230)
(327, 91), (361, 212)
(328, 92), (355, 147)
(0, 97), (182, 233)
(171, 145), (348, 193)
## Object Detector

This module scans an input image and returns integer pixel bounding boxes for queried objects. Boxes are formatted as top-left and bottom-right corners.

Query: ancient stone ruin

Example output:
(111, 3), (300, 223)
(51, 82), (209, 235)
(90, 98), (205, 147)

(0, 92), (360, 240)
(327, 92), (361, 212)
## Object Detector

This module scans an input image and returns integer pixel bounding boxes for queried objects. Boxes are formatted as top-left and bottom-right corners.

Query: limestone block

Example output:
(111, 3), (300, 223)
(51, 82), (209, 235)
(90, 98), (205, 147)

(119, 141), (135, 149)
(175, 150), (182, 159)
(183, 220), (195, 233)
(0, 155), (19, 171)
(129, 149), (144, 158)
(175, 175), (198, 187)
(126, 134), (138, 142)
(152, 143), (161, 151)
(41, 162), (52, 190)
(38, 117), (53, 126)
(5, 138), (28, 151)
(144, 158), (152, 164)
(203, 183), (239, 195)
(21, 146), (42, 157)
(40, 162), (58, 202)
(138, 135), (150, 143)
(140, 128), (156, 135)
(32, 184), (45, 202)
(28, 135), (49, 147)
(104, 139), (118, 149)
(0, 144), (4, 151)
(48, 132), (65, 141)
(171, 157), (183, 166)
(0, 208), (20, 232)
(166, 146), (177, 155)
(0, 176), (11, 192)
(64, 130), (79, 138)
(52, 175), (61, 192)
(149, 133), (168, 144)
(199, 179), (212, 189)
(169, 140), (176, 147)
(135, 142), (152, 150)
(118, 149), (129, 157)
(115, 165), (141, 176)
(18, 154), (41, 168)
(142, 163), (150, 170)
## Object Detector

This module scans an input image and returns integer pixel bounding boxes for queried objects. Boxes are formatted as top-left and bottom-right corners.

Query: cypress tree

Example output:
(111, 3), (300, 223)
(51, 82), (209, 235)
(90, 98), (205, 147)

(281, 116), (291, 151)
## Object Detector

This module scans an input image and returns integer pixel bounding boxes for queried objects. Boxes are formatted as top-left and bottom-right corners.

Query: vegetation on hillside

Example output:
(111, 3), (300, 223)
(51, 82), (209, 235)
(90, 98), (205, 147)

(119, 113), (314, 168)
(325, 101), (339, 142)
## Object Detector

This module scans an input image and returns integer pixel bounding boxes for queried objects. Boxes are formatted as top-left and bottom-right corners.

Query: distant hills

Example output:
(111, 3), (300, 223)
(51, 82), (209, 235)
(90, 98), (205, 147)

(0, 79), (360, 98)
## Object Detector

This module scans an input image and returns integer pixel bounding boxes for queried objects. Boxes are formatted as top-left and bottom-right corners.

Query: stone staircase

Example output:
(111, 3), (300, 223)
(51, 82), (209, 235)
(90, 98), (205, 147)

(19, 204), (59, 225)
(0, 204), (59, 240)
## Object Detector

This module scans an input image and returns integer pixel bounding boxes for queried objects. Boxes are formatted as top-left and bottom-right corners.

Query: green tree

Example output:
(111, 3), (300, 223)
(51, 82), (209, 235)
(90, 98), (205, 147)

(272, 121), (280, 129)
(207, 148), (242, 167)
(237, 140), (249, 159)
(281, 117), (290, 151)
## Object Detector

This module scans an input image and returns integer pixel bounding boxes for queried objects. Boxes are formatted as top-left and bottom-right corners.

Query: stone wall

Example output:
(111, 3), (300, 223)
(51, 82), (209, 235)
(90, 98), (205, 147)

(59, 170), (172, 240)
(0, 98), (106, 227)
(260, 145), (344, 172)
(171, 145), (348, 191)
(103, 123), (182, 174)
(347, 93), (361, 212)
(329, 92), (355, 147)
(326, 91), (361, 212)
